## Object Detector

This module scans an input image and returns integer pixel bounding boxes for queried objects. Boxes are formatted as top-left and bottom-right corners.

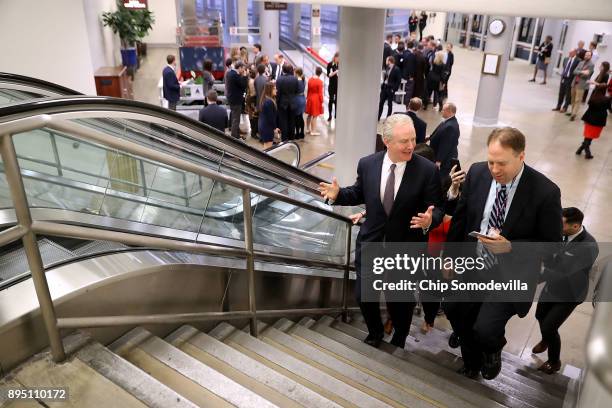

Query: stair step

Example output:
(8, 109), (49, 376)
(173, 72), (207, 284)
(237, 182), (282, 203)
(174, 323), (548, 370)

(75, 335), (197, 408)
(166, 325), (340, 408)
(276, 317), (498, 408)
(409, 314), (573, 389)
(259, 321), (438, 408)
(10, 347), (147, 407)
(0, 378), (45, 408)
(338, 317), (565, 408)
(352, 314), (570, 395)
(321, 316), (535, 408)
(110, 327), (277, 408)
(212, 322), (389, 407)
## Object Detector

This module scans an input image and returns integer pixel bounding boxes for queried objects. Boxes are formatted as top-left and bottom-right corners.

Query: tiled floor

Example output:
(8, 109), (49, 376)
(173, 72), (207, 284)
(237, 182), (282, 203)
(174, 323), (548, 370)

(134, 44), (611, 370)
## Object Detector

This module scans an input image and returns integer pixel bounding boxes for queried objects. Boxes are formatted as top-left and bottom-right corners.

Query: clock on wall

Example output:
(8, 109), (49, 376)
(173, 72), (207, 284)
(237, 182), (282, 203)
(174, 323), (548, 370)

(488, 19), (506, 36)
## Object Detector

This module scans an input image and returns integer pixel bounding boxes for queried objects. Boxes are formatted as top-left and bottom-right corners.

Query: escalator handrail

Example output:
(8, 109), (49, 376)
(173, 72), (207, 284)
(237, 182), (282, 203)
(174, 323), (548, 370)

(263, 141), (301, 167)
(0, 94), (330, 192)
(0, 72), (80, 96)
(301, 151), (335, 171)
(0, 110), (352, 224)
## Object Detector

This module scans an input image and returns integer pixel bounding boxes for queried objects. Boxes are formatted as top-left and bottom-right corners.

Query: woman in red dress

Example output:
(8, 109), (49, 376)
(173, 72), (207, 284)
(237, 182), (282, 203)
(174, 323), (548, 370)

(305, 66), (324, 136)
(577, 61), (610, 159)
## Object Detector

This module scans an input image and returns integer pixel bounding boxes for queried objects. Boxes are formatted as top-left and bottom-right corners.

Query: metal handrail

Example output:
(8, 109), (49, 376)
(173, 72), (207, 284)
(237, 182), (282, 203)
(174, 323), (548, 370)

(0, 111), (354, 363)
(0, 96), (328, 193)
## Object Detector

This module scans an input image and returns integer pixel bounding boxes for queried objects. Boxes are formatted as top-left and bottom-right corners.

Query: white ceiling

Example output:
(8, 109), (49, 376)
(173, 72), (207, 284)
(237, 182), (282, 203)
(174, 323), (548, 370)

(275, 0), (612, 22)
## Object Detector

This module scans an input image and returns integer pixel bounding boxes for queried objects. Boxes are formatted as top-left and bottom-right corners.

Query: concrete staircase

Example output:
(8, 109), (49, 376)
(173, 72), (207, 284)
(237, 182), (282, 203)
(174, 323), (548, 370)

(0, 314), (577, 407)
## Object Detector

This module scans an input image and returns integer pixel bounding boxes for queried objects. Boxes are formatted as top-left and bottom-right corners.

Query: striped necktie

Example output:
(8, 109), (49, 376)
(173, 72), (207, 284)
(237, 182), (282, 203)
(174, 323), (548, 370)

(482, 184), (508, 269)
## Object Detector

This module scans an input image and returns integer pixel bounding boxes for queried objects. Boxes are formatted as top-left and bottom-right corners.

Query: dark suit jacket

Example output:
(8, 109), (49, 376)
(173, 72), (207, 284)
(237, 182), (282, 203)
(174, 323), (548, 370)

(276, 73), (299, 110)
(446, 162), (563, 315)
(402, 50), (417, 80)
(383, 42), (392, 69)
(540, 228), (599, 303)
(406, 111), (426, 144)
(162, 66), (180, 103)
(198, 104), (228, 133)
(225, 69), (247, 106)
(334, 152), (444, 274)
(446, 51), (454, 75)
(383, 65), (402, 93)
(270, 63), (280, 80)
(414, 51), (427, 97)
(561, 56), (580, 80)
(428, 116), (460, 177)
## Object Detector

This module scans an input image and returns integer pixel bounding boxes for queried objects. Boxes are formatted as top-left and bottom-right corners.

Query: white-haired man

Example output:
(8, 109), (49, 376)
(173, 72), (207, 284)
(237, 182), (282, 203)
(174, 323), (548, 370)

(319, 114), (444, 349)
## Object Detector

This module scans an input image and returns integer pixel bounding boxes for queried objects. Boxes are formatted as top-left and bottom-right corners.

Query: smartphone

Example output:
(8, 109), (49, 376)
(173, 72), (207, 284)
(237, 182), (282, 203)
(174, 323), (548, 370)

(449, 158), (461, 172)
(468, 231), (493, 239)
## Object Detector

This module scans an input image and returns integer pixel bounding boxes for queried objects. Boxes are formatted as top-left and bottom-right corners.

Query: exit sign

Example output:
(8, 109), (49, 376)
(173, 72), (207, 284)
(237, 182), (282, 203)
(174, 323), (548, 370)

(264, 2), (287, 10)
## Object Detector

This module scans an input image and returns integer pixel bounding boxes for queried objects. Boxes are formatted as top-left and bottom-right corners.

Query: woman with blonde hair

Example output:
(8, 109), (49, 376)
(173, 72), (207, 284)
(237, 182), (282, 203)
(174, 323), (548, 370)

(425, 51), (446, 111)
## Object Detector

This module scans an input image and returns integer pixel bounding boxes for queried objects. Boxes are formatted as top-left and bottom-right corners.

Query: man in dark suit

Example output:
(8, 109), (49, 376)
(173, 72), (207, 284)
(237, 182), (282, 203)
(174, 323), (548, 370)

(444, 127), (562, 380)
(532, 207), (598, 374)
(383, 34), (393, 69)
(404, 97), (426, 144)
(413, 44), (428, 105)
(401, 41), (417, 103)
(276, 63), (299, 141)
(378, 56), (402, 121)
(319, 114), (444, 348)
(198, 90), (228, 133)
(225, 60), (248, 139)
(427, 102), (460, 179)
(162, 54), (181, 111)
(553, 49), (580, 113)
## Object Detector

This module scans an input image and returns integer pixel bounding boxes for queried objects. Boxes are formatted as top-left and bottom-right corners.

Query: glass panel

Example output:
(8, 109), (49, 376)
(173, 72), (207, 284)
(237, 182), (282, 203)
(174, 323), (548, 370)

(0, 89), (41, 106)
(13, 129), (55, 165)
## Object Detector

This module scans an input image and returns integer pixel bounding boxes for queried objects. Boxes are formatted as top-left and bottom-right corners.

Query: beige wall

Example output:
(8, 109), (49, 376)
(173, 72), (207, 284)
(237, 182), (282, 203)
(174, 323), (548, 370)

(0, 0), (97, 94)
(143, 0), (178, 45)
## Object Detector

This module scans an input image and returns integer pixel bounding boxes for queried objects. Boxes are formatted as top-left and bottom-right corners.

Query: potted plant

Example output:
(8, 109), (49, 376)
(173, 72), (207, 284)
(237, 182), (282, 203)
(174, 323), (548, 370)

(102, 2), (154, 68)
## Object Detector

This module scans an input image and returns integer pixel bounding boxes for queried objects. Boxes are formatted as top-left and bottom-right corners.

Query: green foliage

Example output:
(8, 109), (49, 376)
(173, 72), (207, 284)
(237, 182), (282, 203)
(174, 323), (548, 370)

(102, 1), (155, 49)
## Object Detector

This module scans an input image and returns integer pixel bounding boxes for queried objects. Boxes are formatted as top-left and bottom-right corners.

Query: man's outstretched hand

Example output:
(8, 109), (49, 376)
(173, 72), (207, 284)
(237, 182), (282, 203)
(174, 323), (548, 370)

(319, 177), (340, 202)
(410, 205), (434, 230)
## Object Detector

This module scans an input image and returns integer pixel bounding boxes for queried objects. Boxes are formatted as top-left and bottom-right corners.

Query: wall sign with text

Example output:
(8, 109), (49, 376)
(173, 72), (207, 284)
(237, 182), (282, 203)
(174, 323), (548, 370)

(264, 2), (287, 10)
(124, 0), (148, 9)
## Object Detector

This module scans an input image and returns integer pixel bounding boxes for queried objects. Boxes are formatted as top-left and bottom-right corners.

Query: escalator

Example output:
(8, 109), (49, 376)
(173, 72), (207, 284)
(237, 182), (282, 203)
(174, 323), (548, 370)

(1, 73), (303, 169)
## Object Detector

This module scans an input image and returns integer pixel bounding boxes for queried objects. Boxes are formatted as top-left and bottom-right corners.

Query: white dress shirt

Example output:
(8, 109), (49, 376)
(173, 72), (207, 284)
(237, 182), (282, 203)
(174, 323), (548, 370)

(380, 153), (407, 204)
(566, 226), (584, 242)
(479, 164), (525, 235)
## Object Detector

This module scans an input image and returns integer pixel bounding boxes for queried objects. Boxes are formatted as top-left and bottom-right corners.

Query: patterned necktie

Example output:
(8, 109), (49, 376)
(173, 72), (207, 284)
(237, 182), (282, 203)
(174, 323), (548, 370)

(383, 164), (396, 216)
(488, 184), (508, 233)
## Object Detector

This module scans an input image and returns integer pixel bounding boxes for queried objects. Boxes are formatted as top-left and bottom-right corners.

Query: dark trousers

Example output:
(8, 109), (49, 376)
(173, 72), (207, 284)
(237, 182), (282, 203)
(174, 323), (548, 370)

(295, 114), (305, 139)
(229, 104), (242, 139)
(168, 101), (177, 111)
(378, 88), (394, 120)
(424, 80), (442, 110)
(422, 301), (440, 326)
(444, 301), (517, 370)
(556, 78), (573, 109)
(328, 88), (337, 119)
(535, 301), (580, 363)
(356, 273), (415, 344)
(250, 115), (259, 139)
(278, 106), (295, 141)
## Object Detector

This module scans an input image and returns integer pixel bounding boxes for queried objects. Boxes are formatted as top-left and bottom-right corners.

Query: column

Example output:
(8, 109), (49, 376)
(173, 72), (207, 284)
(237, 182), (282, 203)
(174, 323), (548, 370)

(290, 3), (301, 42)
(335, 7), (385, 187)
(237, 0), (249, 44)
(311, 4), (322, 51)
(225, 0), (236, 28)
(259, 2), (279, 57)
(510, 17), (521, 59)
(528, 18), (540, 64)
(464, 14), (473, 48)
(473, 16), (516, 126)
(480, 15), (489, 50)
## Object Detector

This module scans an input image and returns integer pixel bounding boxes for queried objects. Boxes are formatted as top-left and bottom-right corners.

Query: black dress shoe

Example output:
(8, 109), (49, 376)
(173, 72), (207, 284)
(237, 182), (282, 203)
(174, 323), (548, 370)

(448, 332), (460, 349)
(457, 366), (480, 379)
(532, 340), (548, 354)
(538, 360), (561, 374)
(364, 333), (383, 348)
(481, 351), (502, 380)
(390, 335), (406, 348)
